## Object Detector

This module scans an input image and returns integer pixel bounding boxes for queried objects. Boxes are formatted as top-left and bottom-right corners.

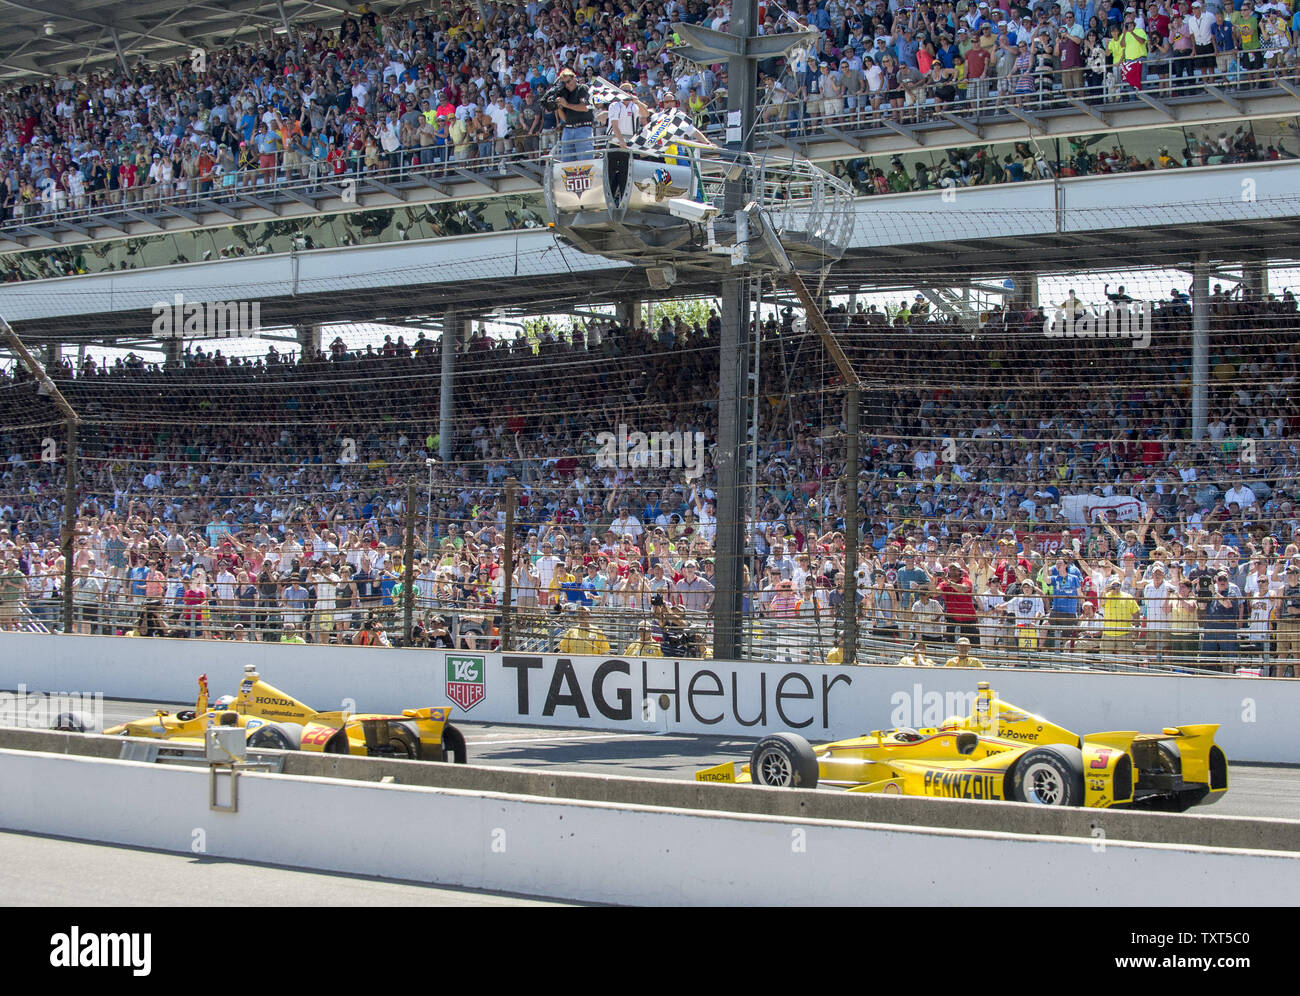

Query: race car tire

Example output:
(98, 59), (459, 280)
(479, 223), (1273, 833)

(53, 711), (97, 733)
(1010, 745), (1084, 806)
(441, 723), (468, 764)
(750, 733), (819, 789)
(384, 720), (422, 760)
(247, 722), (304, 751)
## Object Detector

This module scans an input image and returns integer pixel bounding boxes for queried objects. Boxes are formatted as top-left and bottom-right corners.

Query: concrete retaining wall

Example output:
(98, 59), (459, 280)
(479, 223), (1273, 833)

(5, 727), (1297, 852)
(3, 746), (1298, 905)
(1, 633), (1295, 762)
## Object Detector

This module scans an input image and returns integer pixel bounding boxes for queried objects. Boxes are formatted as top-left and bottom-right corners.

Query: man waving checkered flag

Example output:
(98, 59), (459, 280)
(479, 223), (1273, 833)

(628, 108), (714, 153)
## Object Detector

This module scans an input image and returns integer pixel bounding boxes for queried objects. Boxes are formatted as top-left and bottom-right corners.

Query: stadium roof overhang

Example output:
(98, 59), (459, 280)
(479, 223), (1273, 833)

(3, 159), (1300, 347)
(0, 0), (405, 81)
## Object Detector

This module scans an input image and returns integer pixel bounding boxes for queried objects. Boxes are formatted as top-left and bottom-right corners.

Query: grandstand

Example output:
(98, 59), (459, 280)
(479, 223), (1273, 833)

(2, 0), (1300, 678)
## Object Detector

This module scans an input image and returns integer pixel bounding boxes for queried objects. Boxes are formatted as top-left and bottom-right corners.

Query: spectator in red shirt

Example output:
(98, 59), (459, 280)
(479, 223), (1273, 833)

(937, 562), (979, 645)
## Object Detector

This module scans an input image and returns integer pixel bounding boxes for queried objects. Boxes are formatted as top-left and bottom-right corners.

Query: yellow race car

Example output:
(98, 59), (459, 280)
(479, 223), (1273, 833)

(83, 665), (467, 763)
(697, 682), (1227, 811)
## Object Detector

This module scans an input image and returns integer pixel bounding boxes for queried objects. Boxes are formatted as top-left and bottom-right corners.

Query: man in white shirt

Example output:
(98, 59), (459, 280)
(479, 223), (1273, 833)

(1225, 478), (1257, 510)
(1142, 564), (1176, 658)
(535, 541), (561, 605)
(911, 589), (945, 643)
(606, 86), (640, 146)
(610, 506), (643, 541)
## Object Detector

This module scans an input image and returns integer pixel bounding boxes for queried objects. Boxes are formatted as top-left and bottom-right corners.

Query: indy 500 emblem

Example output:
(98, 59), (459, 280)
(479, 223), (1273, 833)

(562, 165), (594, 194)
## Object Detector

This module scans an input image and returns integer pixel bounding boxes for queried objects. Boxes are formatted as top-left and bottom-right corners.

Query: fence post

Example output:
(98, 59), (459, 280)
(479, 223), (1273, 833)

(403, 479), (416, 645)
(63, 417), (77, 633)
(842, 385), (860, 666)
(501, 477), (517, 652)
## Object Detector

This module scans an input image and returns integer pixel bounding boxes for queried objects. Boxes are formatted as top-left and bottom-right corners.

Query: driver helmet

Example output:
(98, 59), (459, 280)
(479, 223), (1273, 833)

(214, 694), (236, 710)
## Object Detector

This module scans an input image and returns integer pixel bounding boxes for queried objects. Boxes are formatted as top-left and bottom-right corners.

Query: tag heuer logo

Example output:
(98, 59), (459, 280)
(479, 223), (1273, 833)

(446, 654), (486, 711)
(562, 165), (593, 193)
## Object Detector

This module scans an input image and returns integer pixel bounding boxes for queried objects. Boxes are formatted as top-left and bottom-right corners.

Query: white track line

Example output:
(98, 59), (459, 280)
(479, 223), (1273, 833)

(471, 732), (673, 746)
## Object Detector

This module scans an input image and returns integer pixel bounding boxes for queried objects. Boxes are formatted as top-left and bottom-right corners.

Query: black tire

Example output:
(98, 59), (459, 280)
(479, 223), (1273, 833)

(1010, 744), (1084, 806)
(1155, 740), (1182, 775)
(384, 720), (422, 760)
(441, 723), (468, 764)
(53, 711), (95, 733)
(247, 722), (304, 751)
(749, 733), (819, 789)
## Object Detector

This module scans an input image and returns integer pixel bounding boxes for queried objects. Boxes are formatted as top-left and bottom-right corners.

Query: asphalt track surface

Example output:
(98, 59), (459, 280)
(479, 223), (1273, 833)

(3, 697), (1296, 905)
(0, 831), (574, 907)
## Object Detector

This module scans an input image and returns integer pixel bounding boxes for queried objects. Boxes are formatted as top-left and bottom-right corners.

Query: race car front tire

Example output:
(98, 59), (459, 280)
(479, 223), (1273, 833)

(1010, 745), (1084, 806)
(750, 734), (819, 789)
(247, 722), (304, 751)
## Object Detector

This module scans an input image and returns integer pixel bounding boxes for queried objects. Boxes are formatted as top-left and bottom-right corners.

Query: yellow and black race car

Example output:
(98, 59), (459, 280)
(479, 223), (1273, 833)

(697, 682), (1227, 811)
(80, 666), (466, 763)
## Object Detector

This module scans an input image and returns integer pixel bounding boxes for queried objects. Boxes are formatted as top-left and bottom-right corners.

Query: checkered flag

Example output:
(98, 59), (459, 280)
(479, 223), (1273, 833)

(586, 76), (627, 108)
(628, 109), (710, 153)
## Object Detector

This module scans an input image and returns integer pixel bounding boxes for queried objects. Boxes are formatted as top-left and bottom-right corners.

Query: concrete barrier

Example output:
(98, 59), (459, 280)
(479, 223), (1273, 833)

(5, 727), (1298, 852)
(1, 632), (1296, 763)
(2, 745), (1298, 905)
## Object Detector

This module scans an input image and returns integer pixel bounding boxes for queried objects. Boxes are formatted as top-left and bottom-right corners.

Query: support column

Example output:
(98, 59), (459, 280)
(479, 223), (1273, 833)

(439, 312), (457, 463)
(714, 277), (750, 661)
(614, 296), (641, 330)
(711, 0), (758, 663)
(1192, 252), (1210, 441)
(1242, 260), (1268, 297)
(296, 323), (321, 357)
(43, 343), (61, 370)
(1008, 272), (1038, 310)
(163, 337), (183, 367)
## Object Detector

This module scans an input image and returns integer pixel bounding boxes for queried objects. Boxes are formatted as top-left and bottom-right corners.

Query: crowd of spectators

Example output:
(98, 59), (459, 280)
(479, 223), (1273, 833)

(1, 281), (1299, 672)
(4, 0), (1300, 223)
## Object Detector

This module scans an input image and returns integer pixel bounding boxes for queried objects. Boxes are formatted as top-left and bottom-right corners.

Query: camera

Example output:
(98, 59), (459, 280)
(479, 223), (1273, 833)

(651, 593), (665, 606)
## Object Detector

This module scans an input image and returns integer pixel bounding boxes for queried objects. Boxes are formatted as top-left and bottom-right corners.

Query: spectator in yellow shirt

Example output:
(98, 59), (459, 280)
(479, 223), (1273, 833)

(1100, 577), (1140, 655)
(898, 640), (937, 667)
(559, 605), (611, 655)
(826, 645), (855, 664)
(944, 636), (984, 667)
(624, 620), (663, 657)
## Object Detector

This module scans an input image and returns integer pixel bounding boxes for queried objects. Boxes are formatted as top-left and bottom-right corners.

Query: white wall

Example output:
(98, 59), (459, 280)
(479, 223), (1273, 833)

(1, 633), (1294, 763)
(3, 748), (1297, 905)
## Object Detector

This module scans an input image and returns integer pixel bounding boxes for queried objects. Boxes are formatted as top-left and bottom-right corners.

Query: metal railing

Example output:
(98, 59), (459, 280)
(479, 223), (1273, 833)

(6, 584), (1291, 677)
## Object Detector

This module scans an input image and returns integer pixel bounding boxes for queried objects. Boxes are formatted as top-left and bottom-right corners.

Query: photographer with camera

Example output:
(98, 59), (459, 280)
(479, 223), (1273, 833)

(544, 67), (595, 162)
(652, 593), (701, 658)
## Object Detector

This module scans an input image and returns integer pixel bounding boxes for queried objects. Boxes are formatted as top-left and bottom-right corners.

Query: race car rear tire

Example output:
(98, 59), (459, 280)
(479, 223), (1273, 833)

(247, 722), (304, 751)
(384, 720), (422, 760)
(441, 723), (468, 764)
(750, 734), (819, 789)
(1010, 745), (1084, 806)
(53, 711), (97, 733)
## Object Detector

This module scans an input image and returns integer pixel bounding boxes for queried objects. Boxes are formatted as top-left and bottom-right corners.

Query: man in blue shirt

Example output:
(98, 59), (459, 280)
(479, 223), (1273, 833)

(894, 27), (921, 68)
(1047, 555), (1083, 649)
